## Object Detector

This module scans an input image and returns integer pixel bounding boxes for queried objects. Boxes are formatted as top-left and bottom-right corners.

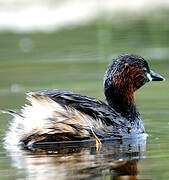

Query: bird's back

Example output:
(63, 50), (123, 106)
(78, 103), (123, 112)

(4, 90), (134, 147)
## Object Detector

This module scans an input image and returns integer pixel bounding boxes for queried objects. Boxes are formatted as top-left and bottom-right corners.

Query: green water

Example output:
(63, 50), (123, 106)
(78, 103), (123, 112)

(0, 13), (169, 180)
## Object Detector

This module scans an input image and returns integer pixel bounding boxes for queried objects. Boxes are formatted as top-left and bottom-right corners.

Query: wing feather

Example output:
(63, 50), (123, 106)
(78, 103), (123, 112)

(5, 92), (109, 147)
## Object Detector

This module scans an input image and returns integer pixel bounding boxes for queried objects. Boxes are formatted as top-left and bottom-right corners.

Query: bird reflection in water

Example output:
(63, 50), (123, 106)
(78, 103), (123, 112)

(5, 136), (147, 180)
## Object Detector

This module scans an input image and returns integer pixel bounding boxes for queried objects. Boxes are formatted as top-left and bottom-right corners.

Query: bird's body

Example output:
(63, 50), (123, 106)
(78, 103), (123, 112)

(4, 54), (164, 148)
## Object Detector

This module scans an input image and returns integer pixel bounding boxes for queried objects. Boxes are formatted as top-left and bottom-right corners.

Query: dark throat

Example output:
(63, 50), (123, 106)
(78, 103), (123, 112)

(104, 84), (139, 120)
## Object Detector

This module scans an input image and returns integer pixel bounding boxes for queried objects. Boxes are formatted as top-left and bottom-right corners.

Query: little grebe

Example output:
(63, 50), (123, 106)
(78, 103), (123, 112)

(4, 54), (164, 147)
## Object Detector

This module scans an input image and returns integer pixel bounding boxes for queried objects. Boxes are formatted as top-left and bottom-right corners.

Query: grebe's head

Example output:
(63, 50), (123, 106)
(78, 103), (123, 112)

(104, 54), (165, 94)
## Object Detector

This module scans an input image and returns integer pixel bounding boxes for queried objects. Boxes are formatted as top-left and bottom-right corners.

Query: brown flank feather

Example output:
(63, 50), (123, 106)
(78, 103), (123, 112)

(21, 94), (105, 146)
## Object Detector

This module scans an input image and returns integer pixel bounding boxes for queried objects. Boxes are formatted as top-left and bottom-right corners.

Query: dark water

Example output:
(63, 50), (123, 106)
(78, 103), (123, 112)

(0, 8), (169, 180)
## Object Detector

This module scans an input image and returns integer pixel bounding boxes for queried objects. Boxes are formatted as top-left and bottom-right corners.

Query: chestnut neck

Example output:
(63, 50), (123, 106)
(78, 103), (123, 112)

(104, 83), (139, 120)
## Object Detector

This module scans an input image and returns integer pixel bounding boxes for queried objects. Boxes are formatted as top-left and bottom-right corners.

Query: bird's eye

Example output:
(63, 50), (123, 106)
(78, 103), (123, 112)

(142, 67), (147, 73)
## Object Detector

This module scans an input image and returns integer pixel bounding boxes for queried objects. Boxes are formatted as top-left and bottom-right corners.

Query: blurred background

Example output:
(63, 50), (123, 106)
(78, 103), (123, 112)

(0, 0), (169, 108)
(0, 0), (169, 179)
